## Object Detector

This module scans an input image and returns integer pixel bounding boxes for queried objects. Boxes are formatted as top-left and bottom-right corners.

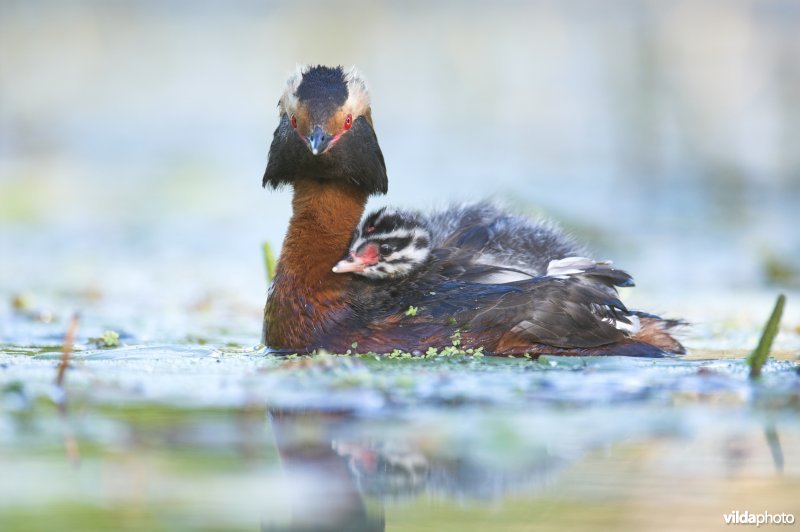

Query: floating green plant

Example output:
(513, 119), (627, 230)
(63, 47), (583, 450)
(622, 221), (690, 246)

(89, 330), (120, 349)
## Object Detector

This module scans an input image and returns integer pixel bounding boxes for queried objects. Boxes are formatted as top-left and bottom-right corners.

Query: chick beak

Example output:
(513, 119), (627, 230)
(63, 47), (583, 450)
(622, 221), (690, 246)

(307, 125), (329, 156)
(332, 256), (367, 274)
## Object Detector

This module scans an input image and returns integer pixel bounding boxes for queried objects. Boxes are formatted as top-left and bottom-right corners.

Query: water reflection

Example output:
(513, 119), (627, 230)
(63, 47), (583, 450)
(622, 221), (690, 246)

(265, 406), (570, 532)
(265, 410), (385, 531)
(260, 406), (798, 530)
(1, 372), (798, 531)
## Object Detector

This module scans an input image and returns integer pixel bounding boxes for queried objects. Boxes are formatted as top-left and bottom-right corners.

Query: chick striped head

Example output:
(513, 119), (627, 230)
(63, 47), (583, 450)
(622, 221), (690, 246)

(333, 208), (432, 279)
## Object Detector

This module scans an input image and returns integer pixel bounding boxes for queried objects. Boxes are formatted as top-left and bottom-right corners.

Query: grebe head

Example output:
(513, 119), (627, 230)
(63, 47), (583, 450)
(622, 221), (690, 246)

(263, 65), (387, 195)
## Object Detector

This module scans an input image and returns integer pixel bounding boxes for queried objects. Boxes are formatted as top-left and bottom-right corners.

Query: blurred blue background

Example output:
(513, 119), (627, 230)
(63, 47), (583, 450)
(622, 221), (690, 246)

(2, 4), (800, 530)
(2, 0), (799, 323)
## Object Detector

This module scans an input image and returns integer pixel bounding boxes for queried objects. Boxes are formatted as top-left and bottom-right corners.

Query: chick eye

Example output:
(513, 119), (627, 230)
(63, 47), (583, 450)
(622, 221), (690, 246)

(344, 114), (352, 130)
(379, 243), (392, 255)
(290, 114), (298, 129)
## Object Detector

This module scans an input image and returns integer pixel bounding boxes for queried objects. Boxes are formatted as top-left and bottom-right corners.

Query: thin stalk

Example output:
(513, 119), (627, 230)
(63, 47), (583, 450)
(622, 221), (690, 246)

(746, 294), (785, 379)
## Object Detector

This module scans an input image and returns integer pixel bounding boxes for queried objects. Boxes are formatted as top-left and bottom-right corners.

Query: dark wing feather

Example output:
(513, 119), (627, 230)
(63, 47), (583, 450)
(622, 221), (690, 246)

(460, 277), (624, 348)
(343, 253), (639, 351)
(425, 259), (635, 349)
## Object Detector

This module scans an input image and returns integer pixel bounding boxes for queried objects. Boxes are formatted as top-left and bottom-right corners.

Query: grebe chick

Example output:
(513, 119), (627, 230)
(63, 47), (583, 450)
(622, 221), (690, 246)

(336, 202), (587, 282)
(333, 208), (611, 288)
(428, 202), (584, 276)
(333, 207), (431, 279)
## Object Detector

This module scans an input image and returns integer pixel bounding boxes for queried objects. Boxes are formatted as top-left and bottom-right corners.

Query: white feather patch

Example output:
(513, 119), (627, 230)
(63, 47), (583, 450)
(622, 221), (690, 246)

(278, 64), (306, 116)
(599, 313), (641, 334)
(344, 66), (371, 116)
(546, 257), (601, 278)
(471, 269), (534, 284)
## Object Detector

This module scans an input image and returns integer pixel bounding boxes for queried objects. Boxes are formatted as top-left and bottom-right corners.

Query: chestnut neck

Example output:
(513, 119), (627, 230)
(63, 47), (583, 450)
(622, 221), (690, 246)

(277, 179), (368, 287)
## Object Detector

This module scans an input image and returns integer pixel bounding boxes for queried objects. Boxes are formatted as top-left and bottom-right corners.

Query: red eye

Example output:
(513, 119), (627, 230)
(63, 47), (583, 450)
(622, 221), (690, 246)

(366, 226), (375, 234)
(290, 114), (297, 129)
(344, 114), (352, 130)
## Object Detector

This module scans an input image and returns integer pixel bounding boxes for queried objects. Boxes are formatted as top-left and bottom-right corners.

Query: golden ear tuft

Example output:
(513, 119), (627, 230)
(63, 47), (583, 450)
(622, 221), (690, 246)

(278, 64), (309, 116)
(344, 66), (371, 115)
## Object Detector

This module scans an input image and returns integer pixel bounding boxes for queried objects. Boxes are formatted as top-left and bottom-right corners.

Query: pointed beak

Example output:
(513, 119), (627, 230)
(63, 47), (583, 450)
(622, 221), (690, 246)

(307, 125), (329, 156)
(332, 257), (366, 274)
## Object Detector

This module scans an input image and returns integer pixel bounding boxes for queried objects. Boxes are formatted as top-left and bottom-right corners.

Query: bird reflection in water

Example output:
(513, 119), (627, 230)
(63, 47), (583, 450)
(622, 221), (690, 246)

(262, 409), (385, 531)
(261, 408), (565, 532)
